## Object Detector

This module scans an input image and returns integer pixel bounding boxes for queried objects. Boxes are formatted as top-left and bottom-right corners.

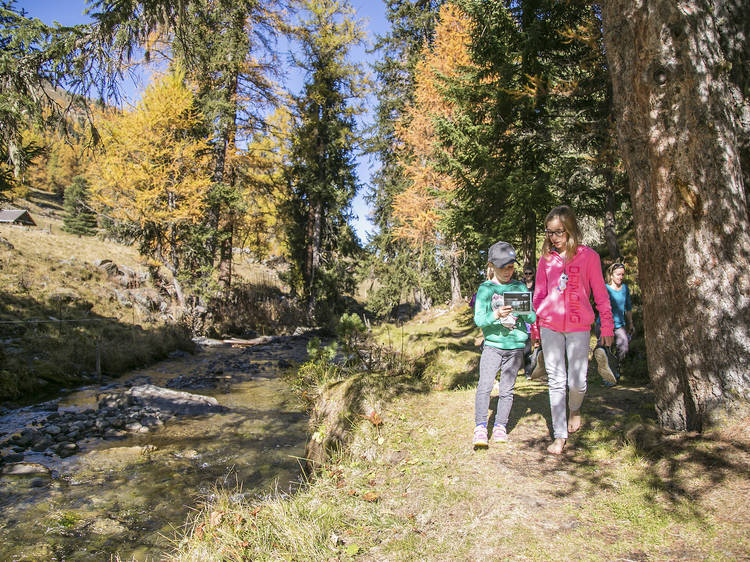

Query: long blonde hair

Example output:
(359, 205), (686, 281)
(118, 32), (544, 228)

(541, 205), (582, 258)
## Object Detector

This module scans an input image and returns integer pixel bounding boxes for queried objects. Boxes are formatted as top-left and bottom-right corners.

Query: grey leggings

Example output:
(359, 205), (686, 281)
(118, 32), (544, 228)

(475, 345), (523, 427)
(540, 328), (591, 439)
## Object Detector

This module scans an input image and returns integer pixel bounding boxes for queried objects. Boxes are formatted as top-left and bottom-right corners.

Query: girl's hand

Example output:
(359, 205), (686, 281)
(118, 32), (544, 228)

(494, 305), (513, 319)
(602, 335), (614, 347)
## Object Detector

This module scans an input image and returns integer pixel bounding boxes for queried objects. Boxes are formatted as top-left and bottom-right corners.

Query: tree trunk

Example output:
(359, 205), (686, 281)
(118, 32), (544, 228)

(413, 286), (432, 311)
(601, 0), (750, 431)
(306, 200), (323, 317)
(603, 186), (621, 261)
(522, 212), (536, 269)
(216, 68), (239, 297)
(449, 240), (462, 304)
(218, 216), (233, 297)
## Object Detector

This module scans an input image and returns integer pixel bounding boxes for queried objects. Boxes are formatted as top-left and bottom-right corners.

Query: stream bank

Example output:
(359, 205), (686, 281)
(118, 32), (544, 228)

(0, 332), (314, 561)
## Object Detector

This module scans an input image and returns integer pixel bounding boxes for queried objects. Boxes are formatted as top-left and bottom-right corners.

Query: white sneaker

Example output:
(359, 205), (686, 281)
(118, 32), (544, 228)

(473, 425), (488, 448)
(491, 425), (508, 443)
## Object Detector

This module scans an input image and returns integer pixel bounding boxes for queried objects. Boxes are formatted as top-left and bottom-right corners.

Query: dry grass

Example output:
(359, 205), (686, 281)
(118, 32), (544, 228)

(0, 190), (302, 401)
(0, 201), (191, 402)
(168, 307), (750, 561)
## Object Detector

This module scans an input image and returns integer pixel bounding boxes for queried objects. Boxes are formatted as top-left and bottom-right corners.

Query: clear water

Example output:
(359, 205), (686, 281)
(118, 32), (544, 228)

(0, 340), (309, 561)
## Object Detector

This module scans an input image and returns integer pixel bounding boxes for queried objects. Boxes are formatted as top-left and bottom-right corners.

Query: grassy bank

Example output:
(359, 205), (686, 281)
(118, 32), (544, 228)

(0, 220), (194, 402)
(168, 306), (750, 560)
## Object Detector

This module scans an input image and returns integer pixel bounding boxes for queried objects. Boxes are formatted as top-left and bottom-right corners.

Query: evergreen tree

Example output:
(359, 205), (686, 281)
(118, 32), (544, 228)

(284, 0), (367, 319)
(62, 175), (97, 236)
(433, 0), (613, 272)
(364, 0), (443, 317)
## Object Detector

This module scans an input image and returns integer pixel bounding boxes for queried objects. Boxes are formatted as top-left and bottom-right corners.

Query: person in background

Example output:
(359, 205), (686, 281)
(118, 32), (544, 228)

(532, 205), (614, 455)
(593, 262), (634, 385)
(521, 265), (542, 379)
(523, 265), (535, 293)
(472, 241), (536, 448)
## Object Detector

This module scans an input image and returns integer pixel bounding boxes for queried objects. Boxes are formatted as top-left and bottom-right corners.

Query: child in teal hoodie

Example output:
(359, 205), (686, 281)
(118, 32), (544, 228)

(472, 241), (536, 448)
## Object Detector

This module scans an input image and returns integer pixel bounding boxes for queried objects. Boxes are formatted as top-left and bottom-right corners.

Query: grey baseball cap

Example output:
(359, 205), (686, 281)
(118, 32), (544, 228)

(488, 241), (520, 268)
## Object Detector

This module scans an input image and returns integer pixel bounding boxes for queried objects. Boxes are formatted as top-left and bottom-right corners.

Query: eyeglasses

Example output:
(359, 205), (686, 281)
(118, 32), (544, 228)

(544, 229), (567, 238)
(612, 263), (624, 269)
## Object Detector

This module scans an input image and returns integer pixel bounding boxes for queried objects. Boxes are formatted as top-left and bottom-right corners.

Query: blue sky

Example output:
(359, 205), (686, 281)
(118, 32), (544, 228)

(16, 0), (389, 243)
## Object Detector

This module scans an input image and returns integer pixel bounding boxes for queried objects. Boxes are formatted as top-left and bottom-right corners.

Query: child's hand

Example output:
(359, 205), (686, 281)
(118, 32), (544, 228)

(494, 305), (513, 319)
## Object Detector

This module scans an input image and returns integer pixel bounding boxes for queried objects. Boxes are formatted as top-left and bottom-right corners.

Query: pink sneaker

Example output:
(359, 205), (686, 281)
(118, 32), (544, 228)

(492, 425), (508, 443)
(473, 425), (488, 448)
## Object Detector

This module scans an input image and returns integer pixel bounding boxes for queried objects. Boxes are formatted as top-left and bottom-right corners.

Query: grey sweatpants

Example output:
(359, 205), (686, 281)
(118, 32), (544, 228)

(474, 345), (523, 427)
(540, 327), (591, 439)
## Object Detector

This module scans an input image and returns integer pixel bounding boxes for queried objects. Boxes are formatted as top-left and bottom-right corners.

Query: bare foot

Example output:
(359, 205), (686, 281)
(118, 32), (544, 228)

(547, 438), (566, 455)
(568, 410), (582, 433)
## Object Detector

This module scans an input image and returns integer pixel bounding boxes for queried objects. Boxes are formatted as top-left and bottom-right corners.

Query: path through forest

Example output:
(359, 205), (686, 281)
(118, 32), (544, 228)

(349, 376), (750, 560)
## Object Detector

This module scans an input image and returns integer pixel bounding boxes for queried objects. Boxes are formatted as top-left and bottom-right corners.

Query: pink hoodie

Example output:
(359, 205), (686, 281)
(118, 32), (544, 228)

(532, 245), (614, 337)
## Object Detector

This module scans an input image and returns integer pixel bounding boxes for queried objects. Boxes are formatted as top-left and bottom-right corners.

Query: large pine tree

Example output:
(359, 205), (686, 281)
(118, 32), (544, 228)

(284, 0), (367, 319)
(600, 0), (750, 430)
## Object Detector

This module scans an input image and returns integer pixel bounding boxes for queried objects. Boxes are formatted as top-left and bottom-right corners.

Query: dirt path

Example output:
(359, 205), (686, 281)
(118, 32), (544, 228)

(346, 377), (750, 560)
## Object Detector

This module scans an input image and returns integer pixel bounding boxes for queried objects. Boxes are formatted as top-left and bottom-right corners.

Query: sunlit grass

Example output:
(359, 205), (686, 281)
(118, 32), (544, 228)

(168, 306), (750, 561)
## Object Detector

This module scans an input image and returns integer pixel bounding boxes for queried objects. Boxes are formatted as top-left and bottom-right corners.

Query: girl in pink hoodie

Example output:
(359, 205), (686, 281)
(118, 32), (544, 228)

(532, 206), (614, 455)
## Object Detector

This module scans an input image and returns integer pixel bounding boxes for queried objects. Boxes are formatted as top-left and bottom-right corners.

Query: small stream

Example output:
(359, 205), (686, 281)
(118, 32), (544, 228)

(0, 334), (312, 561)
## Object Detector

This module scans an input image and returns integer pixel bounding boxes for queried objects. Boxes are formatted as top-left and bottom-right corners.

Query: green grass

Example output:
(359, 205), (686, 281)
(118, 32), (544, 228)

(167, 306), (750, 561)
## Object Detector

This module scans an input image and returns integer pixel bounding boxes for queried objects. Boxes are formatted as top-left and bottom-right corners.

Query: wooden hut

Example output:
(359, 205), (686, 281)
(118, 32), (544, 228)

(0, 209), (36, 226)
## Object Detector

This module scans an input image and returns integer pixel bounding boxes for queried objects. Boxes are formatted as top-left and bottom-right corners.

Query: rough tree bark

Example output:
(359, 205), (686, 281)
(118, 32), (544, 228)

(522, 212), (537, 270)
(603, 186), (621, 261)
(305, 200), (323, 317)
(601, 0), (750, 430)
(449, 240), (462, 305)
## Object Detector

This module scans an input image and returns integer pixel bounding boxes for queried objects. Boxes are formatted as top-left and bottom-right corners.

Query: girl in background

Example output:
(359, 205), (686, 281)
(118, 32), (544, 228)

(593, 262), (634, 385)
(532, 206), (614, 455)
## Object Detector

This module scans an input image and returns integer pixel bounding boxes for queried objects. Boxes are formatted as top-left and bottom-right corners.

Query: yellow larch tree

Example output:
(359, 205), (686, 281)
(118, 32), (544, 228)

(88, 70), (212, 305)
(233, 104), (294, 261)
(393, 3), (474, 304)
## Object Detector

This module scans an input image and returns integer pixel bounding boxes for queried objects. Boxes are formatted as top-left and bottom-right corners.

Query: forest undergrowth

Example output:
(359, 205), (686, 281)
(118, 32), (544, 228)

(168, 306), (750, 561)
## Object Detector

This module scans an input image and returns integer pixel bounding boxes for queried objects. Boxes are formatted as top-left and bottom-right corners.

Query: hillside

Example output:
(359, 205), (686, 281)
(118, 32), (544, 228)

(0, 190), (291, 404)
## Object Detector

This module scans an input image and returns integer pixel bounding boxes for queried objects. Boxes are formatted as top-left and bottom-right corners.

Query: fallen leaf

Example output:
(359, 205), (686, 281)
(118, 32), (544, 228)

(362, 491), (379, 502)
(348, 489), (358, 496)
(366, 411), (383, 426)
(194, 523), (205, 539)
(209, 511), (224, 527)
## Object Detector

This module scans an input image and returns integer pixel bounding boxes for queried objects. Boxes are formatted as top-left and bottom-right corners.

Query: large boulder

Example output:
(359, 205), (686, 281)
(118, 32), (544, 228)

(94, 259), (121, 277)
(124, 384), (226, 415)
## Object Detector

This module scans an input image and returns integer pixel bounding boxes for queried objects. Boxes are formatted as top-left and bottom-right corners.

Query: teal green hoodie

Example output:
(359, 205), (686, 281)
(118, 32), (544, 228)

(473, 279), (536, 350)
